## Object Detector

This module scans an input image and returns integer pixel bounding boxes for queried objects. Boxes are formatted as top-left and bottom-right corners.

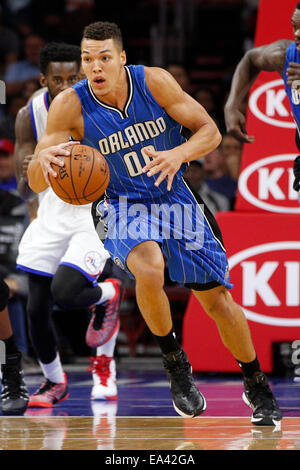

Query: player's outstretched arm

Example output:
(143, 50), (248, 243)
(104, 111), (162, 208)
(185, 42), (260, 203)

(14, 105), (37, 201)
(142, 66), (222, 190)
(27, 88), (82, 193)
(224, 39), (291, 143)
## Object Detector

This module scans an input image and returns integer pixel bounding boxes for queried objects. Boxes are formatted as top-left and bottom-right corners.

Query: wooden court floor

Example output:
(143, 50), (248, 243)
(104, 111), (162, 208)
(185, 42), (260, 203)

(0, 416), (299, 450)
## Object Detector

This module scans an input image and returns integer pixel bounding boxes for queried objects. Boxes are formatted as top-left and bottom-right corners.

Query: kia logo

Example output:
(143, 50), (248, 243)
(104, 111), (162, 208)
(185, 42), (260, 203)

(238, 154), (300, 213)
(229, 241), (300, 326)
(249, 79), (295, 128)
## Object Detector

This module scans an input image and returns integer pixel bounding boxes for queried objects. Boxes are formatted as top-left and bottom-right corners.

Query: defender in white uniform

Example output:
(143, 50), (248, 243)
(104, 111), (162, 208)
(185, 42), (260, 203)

(17, 88), (109, 280)
(15, 43), (122, 407)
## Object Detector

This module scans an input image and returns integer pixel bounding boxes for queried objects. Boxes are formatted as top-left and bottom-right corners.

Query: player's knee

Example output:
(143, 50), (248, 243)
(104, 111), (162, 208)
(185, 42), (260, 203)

(0, 279), (9, 311)
(51, 267), (92, 309)
(134, 261), (165, 288)
(51, 280), (75, 309)
(204, 289), (236, 324)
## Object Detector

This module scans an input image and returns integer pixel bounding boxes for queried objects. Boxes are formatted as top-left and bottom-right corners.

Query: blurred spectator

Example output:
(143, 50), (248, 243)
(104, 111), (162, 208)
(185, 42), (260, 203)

(1, 0), (33, 37)
(194, 87), (216, 115)
(0, 5), (20, 77)
(241, 0), (259, 52)
(165, 63), (193, 94)
(22, 78), (40, 101)
(0, 94), (27, 141)
(194, 87), (224, 133)
(165, 63), (194, 139)
(0, 138), (30, 357)
(184, 159), (230, 214)
(64, 0), (96, 43)
(4, 34), (45, 97)
(220, 133), (243, 180)
(203, 147), (237, 209)
(0, 139), (17, 190)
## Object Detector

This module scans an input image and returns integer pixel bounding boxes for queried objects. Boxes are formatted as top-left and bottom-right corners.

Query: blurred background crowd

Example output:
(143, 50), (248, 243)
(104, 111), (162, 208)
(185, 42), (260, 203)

(0, 0), (258, 365)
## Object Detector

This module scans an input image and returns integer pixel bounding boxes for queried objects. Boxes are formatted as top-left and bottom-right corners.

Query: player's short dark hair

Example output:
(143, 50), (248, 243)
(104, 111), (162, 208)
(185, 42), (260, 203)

(82, 21), (123, 50)
(297, 2), (300, 9)
(39, 42), (81, 75)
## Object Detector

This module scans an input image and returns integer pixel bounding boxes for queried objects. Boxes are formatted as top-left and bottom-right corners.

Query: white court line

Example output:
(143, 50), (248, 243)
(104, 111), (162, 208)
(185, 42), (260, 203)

(2, 415), (300, 419)
(2, 437), (299, 441)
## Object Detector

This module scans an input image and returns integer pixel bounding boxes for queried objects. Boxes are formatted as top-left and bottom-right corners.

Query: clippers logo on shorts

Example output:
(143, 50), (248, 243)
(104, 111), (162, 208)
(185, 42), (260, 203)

(238, 154), (300, 213)
(84, 251), (103, 275)
(249, 79), (295, 128)
(228, 241), (300, 327)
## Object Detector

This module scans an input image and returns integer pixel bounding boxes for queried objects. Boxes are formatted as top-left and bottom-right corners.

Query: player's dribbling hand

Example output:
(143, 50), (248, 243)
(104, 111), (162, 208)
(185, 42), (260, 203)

(142, 147), (185, 191)
(37, 141), (80, 185)
(224, 109), (255, 143)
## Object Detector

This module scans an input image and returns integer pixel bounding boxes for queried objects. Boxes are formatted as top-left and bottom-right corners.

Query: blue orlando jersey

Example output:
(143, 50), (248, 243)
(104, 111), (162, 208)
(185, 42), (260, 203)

(72, 65), (187, 200)
(284, 42), (300, 135)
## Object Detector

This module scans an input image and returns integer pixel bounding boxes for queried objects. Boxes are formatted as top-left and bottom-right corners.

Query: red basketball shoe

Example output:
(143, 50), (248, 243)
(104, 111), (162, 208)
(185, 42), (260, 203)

(86, 278), (123, 349)
(28, 373), (69, 408)
(88, 355), (117, 400)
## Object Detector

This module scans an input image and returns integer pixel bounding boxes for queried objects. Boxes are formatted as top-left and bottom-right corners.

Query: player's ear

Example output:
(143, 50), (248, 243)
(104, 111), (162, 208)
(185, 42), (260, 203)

(40, 73), (47, 87)
(120, 50), (126, 66)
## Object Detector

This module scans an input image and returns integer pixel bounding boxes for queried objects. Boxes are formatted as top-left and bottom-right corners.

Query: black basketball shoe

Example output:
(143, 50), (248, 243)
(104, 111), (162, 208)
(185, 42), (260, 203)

(162, 349), (206, 417)
(242, 371), (282, 426)
(1, 352), (29, 415)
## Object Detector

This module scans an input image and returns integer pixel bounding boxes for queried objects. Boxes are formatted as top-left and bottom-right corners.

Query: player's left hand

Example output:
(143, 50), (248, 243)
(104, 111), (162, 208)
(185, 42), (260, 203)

(286, 62), (300, 86)
(142, 147), (185, 191)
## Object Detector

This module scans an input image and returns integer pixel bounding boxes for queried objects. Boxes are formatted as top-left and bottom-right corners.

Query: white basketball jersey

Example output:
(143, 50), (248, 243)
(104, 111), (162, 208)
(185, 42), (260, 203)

(30, 90), (50, 202)
(30, 90), (91, 210)
(30, 89), (49, 141)
(18, 91), (109, 276)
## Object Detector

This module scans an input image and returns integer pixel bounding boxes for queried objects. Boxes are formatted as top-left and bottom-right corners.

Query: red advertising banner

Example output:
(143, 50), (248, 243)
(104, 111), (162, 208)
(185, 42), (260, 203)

(235, 0), (300, 213)
(183, 212), (300, 372)
(182, 1), (300, 373)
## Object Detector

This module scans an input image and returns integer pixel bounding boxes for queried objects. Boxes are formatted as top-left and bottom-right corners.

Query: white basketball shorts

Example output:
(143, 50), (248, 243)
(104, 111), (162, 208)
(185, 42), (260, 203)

(17, 190), (110, 282)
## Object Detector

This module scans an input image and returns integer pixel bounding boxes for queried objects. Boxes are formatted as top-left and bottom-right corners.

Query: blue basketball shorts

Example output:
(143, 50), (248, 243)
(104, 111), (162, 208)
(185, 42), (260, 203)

(93, 179), (233, 290)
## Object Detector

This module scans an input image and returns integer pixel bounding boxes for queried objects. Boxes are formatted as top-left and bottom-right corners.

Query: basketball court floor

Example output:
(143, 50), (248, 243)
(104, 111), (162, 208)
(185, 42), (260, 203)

(0, 359), (300, 451)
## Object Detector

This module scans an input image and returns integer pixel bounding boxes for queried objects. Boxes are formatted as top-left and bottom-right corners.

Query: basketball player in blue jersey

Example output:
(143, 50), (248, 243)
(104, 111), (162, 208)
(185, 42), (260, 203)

(225, 2), (300, 195)
(15, 42), (123, 407)
(27, 22), (281, 425)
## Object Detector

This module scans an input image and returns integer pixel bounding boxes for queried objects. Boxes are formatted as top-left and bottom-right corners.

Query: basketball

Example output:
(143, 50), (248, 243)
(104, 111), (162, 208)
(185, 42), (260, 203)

(49, 144), (110, 205)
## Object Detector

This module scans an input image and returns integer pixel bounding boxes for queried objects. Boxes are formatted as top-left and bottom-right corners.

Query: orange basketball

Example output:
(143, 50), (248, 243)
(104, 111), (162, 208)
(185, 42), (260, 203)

(49, 144), (110, 205)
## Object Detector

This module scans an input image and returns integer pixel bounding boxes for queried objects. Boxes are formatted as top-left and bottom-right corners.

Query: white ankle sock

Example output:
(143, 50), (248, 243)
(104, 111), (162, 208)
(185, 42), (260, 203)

(96, 281), (116, 305)
(39, 354), (65, 384)
(96, 323), (119, 357)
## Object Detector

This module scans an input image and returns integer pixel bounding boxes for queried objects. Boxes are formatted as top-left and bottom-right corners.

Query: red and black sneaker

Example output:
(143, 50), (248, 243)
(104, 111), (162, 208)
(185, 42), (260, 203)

(88, 355), (118, 400)
(28, 373), (69, 408)
(86, 278), (123, 349)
